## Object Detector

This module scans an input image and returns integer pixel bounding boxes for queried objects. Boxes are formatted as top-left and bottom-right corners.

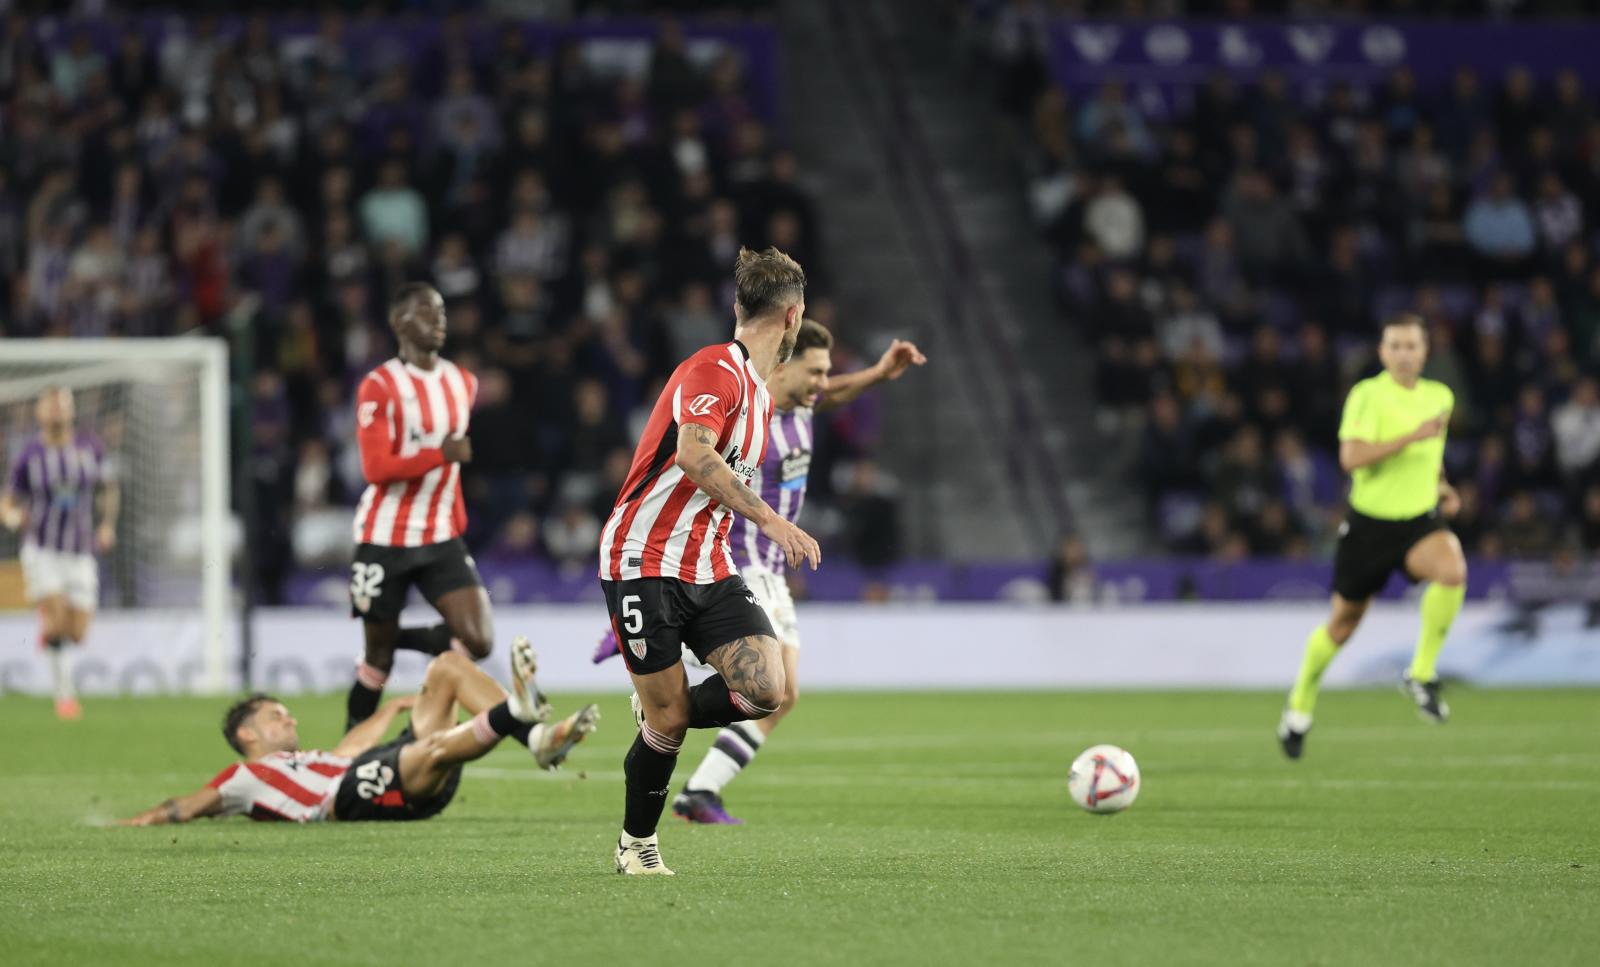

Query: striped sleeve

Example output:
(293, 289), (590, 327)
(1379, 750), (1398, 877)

(6, 442), (30, 495)
(674, 356), (744, 439)
(356, 373), (445, 485)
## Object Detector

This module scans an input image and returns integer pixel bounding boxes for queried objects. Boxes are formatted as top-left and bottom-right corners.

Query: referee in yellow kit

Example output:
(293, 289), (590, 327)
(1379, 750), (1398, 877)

(1278, 313), (1468, 759)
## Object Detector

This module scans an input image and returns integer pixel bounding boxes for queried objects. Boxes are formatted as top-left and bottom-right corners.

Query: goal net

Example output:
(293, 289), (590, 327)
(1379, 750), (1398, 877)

(0, 339), (230, 694)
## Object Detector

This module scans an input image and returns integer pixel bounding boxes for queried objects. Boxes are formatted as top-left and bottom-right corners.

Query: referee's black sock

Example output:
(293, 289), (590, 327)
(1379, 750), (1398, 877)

(394, 623), (454, 657)
(623, 730), (681, 839)
(687, 674), (742, 729)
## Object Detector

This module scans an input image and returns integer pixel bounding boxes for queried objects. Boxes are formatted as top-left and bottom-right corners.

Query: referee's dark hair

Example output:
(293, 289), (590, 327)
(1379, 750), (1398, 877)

(1382, 312), (1427, 336)
(222, 693), (280, 756)
(389, 281), (437, 320)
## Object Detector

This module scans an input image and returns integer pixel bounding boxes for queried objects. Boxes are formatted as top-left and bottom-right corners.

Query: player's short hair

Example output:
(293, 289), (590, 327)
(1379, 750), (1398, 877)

(222, 693), (280, 755)
(734, 247), (806, 320)
(1382, 312), (1427, 337)
(793, 319), (833, 356)
(389, 282), (437, 320)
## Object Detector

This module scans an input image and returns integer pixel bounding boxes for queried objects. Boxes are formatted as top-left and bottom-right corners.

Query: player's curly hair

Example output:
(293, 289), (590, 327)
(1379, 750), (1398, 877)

(222, 693), (280, 756)
(734, 246), (806, 320)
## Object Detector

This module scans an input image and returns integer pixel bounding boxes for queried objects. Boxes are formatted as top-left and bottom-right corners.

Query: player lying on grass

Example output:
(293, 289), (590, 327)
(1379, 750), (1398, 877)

(120, 639), (596, 825)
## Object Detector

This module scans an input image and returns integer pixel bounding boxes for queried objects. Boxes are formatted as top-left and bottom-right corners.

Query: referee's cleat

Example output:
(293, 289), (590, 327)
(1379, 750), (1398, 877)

(507, 636), (552, 723)
(1402, 673), (1450, 723)
(1277, 709), (1312, 760)
(673, 789), (744, 825)
(531, 704), (600, 770)
(615, 833), (675, 875)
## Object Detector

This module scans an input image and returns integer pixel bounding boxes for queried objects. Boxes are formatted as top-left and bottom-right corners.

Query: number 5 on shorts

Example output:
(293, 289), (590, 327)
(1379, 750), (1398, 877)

(621, 594), (644, 634)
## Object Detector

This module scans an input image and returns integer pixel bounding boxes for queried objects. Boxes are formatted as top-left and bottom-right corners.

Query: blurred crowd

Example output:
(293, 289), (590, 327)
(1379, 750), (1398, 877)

(0, 12), (904, 601)
(968, 7), (1600, 565)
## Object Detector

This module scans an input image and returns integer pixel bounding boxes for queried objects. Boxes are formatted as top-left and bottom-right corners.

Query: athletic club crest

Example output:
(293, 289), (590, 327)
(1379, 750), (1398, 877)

(628, 638), (649, 660)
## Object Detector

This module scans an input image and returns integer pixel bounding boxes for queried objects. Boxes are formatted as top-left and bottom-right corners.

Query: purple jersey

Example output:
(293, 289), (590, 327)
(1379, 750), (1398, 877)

(729, 406), (812, 575)
(6, 432), (108, 555)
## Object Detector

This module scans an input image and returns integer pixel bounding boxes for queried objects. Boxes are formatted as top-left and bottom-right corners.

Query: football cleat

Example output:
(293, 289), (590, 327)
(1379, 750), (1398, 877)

(615, 834), (675, 875)
(1277, 708), (1311, 760)
(673, 789), (744, 825)
(507, 636), (552, 723)
(592, 628), (621, 664)
(1402, 673), (1449, 723)
(531, 704), (600, 770)
(629, 691), (644, 730)
(54, 696), (82, 721)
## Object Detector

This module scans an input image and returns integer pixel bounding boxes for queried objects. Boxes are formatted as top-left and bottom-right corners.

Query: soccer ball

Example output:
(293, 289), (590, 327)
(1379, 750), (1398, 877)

(1068, 744), (1140, 814)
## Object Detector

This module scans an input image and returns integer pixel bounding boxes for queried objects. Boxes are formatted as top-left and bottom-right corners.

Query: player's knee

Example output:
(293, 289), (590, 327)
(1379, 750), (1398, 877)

(428, 650), (471, 679)
(738, 672), (786, 718)
(781, 679), (799, 714)
(1436, 560), (1468, 588)
(453, 627), (493, 659)
(646, 706), (690, 739)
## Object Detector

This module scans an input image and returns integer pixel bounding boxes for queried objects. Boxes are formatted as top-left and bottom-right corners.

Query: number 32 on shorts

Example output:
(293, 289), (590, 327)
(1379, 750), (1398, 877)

(350, 562), (385, 613)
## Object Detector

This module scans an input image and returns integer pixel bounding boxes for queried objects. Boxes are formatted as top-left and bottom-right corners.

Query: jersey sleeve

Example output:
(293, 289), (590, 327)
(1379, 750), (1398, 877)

(356, 374), (446, 485)
(206, 763), (250, 817)
(674, 356), (745, 440)
(5, 444), (30, 496)
(1337, 381), (1377, 441)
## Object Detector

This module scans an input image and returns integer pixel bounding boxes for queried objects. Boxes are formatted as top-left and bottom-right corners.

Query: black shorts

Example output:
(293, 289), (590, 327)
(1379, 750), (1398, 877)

(601, 576), (776, 675)
(331, 728), (460, 822)
(350, 538), (482, 623)
(1332, 508), (1448, 602)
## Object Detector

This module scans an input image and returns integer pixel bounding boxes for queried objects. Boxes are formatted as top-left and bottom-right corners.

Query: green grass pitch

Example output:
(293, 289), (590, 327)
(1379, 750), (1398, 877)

(1, 688), (1596, 966)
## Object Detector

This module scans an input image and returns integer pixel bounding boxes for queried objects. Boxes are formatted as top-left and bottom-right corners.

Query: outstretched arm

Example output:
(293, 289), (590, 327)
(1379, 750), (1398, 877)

(817, 339), (927, 412)
(332, 695), (418, 757)
(119, 786), (223, 826)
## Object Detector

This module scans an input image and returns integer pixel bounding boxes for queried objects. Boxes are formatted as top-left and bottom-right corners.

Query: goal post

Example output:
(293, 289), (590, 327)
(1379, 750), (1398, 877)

(0, 338), (231, 694)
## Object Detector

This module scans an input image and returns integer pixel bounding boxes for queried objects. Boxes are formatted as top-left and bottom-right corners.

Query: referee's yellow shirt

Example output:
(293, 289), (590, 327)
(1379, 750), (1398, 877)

(1337, 372), (1453, 521)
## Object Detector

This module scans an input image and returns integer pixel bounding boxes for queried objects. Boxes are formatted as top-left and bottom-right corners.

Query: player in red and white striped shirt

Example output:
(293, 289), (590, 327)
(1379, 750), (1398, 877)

(601, 248), (821, 875)
(119, 641), (599, 825)
(345, 283), (493, 732)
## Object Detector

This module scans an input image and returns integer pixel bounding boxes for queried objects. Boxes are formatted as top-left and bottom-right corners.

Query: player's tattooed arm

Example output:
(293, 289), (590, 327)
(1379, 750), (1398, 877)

(676, 422), (822, 569)
(677, 422), (776, 526)
(118, 786), (223, 826)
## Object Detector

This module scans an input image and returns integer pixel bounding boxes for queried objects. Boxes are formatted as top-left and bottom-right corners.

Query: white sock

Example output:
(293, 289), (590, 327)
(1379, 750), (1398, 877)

(48, 643), (77, 701)
(684, 722), (765, 795)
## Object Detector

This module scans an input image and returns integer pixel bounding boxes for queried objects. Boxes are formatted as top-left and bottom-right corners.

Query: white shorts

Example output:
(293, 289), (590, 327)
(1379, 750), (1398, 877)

(742, 563), (801, 649)
(20, 544), (99, 612)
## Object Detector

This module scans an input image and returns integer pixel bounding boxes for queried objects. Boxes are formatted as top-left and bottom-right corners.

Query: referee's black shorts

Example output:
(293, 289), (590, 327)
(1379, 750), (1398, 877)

(1331, 508), (1448, 602)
